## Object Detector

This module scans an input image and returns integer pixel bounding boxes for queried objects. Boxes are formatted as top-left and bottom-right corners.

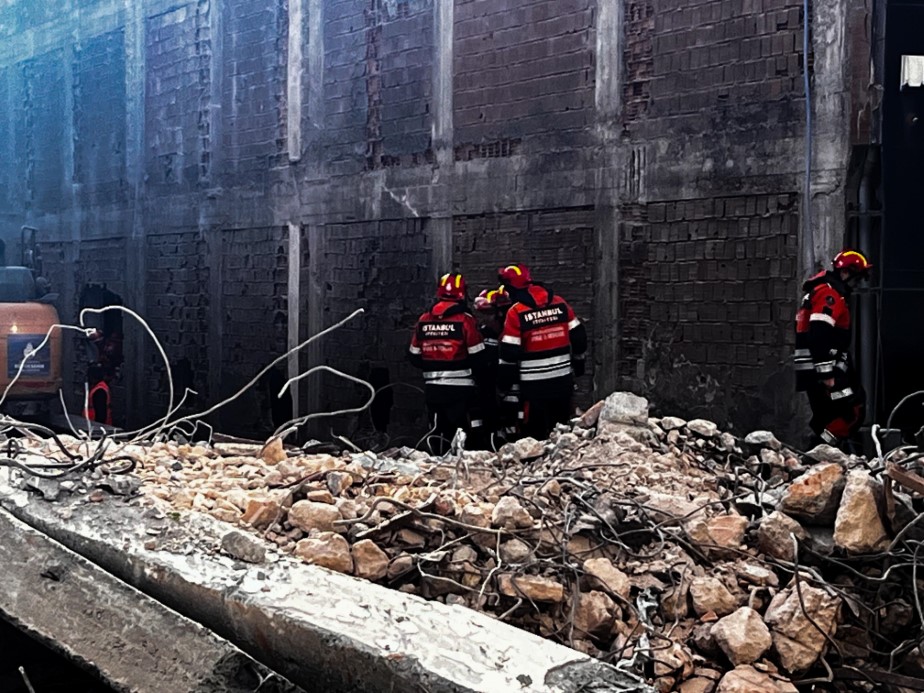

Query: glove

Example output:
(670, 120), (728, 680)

(572, 357), (585, 378)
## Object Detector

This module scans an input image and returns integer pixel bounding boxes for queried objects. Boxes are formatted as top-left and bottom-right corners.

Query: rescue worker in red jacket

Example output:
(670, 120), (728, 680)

(409, 273), (486, 454)
(84, 363), (113, 426)
(472, 286), (519, 448)
(794, 250), (872, 446)
(498, 264), (587, 440)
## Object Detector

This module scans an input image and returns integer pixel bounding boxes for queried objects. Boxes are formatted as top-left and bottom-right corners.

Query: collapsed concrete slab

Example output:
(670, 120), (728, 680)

(0, 507), (301, 693)
(0, 474), (651, 693)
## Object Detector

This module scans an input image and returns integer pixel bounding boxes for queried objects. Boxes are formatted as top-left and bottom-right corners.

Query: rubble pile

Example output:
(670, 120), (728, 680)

(12, 392), (924, 692)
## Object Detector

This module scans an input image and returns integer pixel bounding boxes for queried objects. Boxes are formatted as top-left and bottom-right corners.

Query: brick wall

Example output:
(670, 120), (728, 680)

(0, 67), (18, 215)
(219, 0), (287, 186)
(452, 208), (596, 408)
(20, 52), (67, 213)
(218, 227), (288, 437)
(73, 30), (127, 205)
(618, 194), (800, 431)
(454, 0), (596, 149)
(627, 0), (806, 133)
(369, 0), (434, 168)
(323, 0), (368, 177)
(145, 231), (211, 416)
(145, 3), (211, 191)
(316, 219), (432, 439)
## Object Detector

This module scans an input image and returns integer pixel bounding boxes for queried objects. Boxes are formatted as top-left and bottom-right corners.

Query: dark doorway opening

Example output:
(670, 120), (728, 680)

(880, 0), (924, 436)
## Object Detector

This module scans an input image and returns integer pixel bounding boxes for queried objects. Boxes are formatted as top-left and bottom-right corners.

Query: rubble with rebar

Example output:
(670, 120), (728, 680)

(7, 389), (924, 693)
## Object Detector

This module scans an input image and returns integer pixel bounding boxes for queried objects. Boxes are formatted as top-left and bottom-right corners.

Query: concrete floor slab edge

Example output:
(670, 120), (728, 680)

(0, 476), (652, 693)
(0, 506), (302, 693)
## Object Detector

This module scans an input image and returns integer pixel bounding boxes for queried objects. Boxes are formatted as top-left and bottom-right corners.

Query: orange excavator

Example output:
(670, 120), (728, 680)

(0, 227), (63, 419)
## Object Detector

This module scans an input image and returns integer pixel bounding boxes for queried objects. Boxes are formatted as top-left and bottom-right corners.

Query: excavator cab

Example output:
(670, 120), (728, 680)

(0, 227), (63, 415)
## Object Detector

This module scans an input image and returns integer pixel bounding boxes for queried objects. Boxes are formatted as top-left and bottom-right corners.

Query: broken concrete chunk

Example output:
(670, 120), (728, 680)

(499, 538), (533, 564)
(660, 416), (687, 431)
(350, 539), (389, 581)
(599, 392), (650, 426)
(220, 530), (266, 564)
(259, 437), (287, 465)
(293, 532), (353, 574)
(686, 419), (719, 438)
(583, 557), (631, 600)
(689, 577), (738, 617)
(491, 496), (534, 530)
(326, 471), (353, 496)
(242, 498), (279, 530)
(804, 444), (851, 466)
(833, 470), (890, 553)
(716, 665), (798, 693)
(497, 574), (565, 603)
(764, 584), (840, 673)
(780, 463), (845, 525)
(576, 400), (605, 428)
(512, 437), (545, 460)
(288, 500), (343, 533)
(744, 430), (782, 450)
(756, 511), (807, 562)
(573, 590), (618, 636)
(712, 606), (771, 666)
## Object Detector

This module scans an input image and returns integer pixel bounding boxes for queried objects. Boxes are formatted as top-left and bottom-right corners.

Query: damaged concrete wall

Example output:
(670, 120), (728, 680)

(0, 0), (856, 438)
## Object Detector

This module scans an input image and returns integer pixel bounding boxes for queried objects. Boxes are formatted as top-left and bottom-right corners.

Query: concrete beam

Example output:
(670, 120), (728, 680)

(0, 478), (651, 693)
(0, 506), (301, 692)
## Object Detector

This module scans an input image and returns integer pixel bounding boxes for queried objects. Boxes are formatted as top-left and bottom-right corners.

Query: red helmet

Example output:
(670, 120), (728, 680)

(498, 264), (532, 289)
(436, 273), (467, 301)
(833, 250), (872, 275)
(473, 286), (512, 312)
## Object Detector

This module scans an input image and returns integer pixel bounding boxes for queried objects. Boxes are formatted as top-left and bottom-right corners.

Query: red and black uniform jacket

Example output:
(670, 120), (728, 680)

(794, 271), (855, 401)
(499, 284), (587, 399)
(409, 300), (485, 404)
(84, 381), (112, 426)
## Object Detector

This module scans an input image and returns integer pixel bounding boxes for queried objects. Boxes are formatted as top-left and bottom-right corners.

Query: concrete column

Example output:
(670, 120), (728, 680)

(429, 0), (454, 277)
(809, 0), (850, 271)
(306, 0), (324, 131)
(592, 0), (625, 398)
(287, 222), (301, 418)
(287, 0), (304, 162)
(304, 226), (322, 430)
(206, 232), (223, 427)
(62, 42), (80, 414)
(124, 0), (147, 428)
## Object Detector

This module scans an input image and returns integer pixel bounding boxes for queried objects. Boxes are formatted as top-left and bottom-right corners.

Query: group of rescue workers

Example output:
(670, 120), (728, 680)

(410, 248), (875, 453)
(79, 247), (876, 451)
(409, 263), (587, 453)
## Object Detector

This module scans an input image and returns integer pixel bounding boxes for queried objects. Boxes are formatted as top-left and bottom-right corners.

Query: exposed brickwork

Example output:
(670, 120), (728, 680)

(317, 220), (431, 435)
(366, 0), (434, 168)
(145, 3), (211, 190)
(219, 227), (288, 436)
(623, 0), (654, 123)
(618, 194), (800, 430)
(219, 0), (287, 185)
(145, 232), (211, 415)
(452, 208), (596, 408)
(625, 0), (806, 131)
(323, 0), (368, 177)
(453, 0), (595, 145)
(73, 30), (127, 205)
(20, 53), (67, 213)
(0, 68), (18, 212)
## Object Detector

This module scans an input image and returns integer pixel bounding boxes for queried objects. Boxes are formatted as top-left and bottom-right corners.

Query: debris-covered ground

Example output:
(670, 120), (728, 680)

(10, 391), (924, 692)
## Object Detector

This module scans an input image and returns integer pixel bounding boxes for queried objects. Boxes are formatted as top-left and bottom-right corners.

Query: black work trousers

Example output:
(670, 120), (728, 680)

(522, 397), (572, 441)
(427, 399), (471, 455)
